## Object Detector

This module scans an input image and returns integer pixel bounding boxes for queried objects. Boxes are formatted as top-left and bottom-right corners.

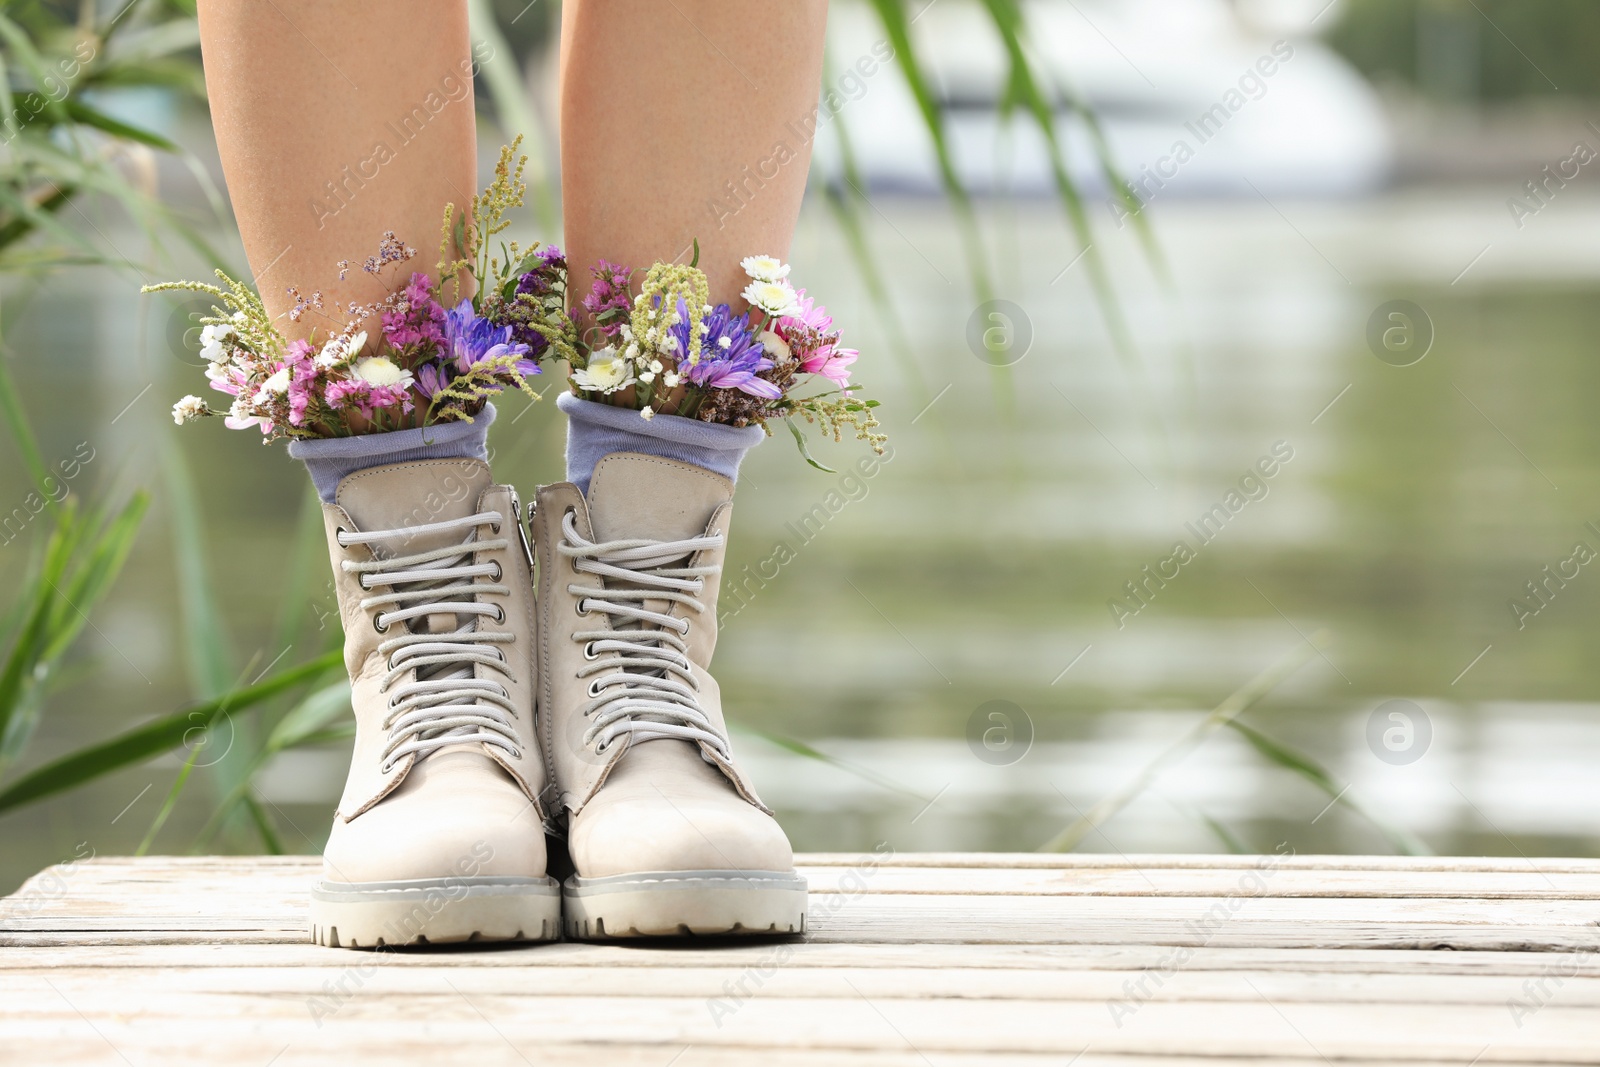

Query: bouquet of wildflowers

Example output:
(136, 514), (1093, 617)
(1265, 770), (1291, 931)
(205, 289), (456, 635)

(534, 249), (885, 467)
(150, 143), (557, 439)
(151, 139), (884, 467)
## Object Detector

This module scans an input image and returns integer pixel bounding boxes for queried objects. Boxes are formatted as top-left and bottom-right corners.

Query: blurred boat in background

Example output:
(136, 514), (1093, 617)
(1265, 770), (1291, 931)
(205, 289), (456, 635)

(815, 0), (1392, 200)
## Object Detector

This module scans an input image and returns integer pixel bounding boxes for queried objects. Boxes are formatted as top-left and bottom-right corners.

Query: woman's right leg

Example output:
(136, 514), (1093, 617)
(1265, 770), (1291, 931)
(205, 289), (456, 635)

(197, 2), (560, 948)
(198, 0), (478, 336)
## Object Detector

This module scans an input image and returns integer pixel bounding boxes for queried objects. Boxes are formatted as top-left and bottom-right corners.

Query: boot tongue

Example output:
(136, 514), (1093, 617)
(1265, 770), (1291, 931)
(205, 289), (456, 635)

(335, 459), (495, 558)
(585, 452), (734, 633)
(585, 452), (733, 545)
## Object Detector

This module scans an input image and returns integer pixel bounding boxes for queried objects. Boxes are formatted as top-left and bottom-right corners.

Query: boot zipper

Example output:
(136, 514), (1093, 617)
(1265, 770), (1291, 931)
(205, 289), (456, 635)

(511, 490), (535, 570)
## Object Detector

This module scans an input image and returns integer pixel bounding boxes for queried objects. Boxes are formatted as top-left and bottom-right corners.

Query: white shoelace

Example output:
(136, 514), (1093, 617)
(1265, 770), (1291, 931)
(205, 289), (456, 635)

(338, 511), (520, 772)
(558, 509), (732, 761)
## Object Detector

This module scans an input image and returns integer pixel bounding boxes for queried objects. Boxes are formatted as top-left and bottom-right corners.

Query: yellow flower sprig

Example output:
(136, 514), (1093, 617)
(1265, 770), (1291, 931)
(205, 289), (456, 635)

(141, 270), (283, 357)
(438, 138), (528, 308)
(630, 262), (709, 366)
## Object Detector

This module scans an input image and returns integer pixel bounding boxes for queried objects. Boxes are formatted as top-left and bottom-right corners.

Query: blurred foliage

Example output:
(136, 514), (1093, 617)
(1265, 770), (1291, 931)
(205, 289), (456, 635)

(0, 0), (219, 272)
(0, 0), (344, 853)
(1328, 0), (1600, 101)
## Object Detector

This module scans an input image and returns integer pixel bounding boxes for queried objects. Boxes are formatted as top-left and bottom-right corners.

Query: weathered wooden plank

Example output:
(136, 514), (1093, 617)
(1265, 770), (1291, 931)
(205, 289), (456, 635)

(5, 855), (1599, 1065)
(8, 899), (1597, 950)
(16, 856), (1600, 908)
(3, 941), (1594, 977)
(0, 1043), (1565, 1067)
(10, 959), (1600, 1009)
(5, 988), (1597, 1061)
(8, 856), (1600, 951)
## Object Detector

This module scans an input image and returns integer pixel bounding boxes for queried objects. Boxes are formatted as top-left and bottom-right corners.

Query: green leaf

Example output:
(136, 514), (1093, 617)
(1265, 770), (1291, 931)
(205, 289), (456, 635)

(785, 416), (836, 474)
(1039, 634), (1325, 852)
(0, 14), (71, 126)
(0, 649), (340, 815)
(731, 721), (925, 802)
(265, 679), (351, 752)
(1227, 719), (1432, 856)
(0, 493), (149, 773)
(862, 0), (990, 298)
(63, 99), (178, 150)
(162, 441), (234, 700)
(0, 335), (53, 508)
(242, 793), (284, 854)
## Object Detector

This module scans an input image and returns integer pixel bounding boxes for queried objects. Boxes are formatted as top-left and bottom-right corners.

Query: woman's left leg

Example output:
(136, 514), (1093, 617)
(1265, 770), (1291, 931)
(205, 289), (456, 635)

(536, 0), (830, 939)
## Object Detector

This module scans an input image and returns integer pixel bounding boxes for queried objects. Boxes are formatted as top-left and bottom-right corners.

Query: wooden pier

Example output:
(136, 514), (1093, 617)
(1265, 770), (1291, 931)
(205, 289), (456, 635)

(2, 852), (1598, 1064)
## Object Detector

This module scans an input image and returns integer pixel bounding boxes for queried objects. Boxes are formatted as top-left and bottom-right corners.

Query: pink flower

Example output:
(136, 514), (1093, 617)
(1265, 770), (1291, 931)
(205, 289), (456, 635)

(777, 289), (854, 385)
(777, 289), (834, 344)
(382, 272), (446, 349)
(803, 345), (858, 387)
(325, 378), (372, 414)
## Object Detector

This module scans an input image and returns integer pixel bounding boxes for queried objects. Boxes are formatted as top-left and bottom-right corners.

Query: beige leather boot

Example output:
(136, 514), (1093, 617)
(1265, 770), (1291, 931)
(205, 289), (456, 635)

(309, 458), (560, 948)
(531, 452), (807, 938)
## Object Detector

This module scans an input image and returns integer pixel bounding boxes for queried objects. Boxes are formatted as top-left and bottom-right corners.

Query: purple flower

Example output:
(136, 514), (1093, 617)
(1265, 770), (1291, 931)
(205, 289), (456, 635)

(414, 362), (450, 400)
(442, 300), (532, 376)
(671, 301), (780, 399)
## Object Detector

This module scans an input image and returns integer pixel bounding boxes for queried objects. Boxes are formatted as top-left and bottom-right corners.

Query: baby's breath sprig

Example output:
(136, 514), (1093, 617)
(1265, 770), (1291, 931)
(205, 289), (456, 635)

(631, 263), (708, 366)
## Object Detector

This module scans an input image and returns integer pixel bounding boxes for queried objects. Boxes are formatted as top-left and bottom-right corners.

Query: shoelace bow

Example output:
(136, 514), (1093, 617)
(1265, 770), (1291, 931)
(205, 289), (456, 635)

(558, 509), (732, 761)
(339, 511), (520, 772)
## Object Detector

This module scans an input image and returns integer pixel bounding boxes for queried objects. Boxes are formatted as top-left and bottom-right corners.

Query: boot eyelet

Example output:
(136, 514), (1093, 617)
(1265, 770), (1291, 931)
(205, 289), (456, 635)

(587, 679), (604, 697)
(372, 615), (389, 634)
(488, 604), (505, 623)
(676, 619), (691, 636)
(575, 600), (591, 617)
(489, 561), (503, 581)
(582, 641), (599, 661)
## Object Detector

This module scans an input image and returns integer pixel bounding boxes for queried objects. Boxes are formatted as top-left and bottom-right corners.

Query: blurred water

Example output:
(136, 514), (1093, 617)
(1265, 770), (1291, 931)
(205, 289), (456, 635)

(4, 183), (1600, 891)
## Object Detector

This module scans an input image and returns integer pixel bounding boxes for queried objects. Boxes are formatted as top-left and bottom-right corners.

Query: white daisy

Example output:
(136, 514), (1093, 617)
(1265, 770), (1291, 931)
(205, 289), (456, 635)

(740, 255), (790, 282)
(742, 279), (801, 318)
(351, 356), (413, 390)
(572, 346), (637, 394)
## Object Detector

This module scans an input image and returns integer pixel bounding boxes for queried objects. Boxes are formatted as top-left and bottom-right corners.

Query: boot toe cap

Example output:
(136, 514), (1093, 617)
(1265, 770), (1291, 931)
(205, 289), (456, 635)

(569, 786), (794, 877)
(322, 752), (547, 885)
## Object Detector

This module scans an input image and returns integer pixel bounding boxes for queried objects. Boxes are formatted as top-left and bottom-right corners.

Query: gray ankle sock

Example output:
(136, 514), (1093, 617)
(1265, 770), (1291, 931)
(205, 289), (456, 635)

(558, 392), (764, 493)
(288, 403), (497, 503)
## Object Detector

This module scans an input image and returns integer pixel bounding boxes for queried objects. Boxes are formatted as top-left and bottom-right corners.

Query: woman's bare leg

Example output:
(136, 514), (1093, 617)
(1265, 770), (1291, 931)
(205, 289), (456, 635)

(197, 0), (479, 338)
(559, 0), (829, 310)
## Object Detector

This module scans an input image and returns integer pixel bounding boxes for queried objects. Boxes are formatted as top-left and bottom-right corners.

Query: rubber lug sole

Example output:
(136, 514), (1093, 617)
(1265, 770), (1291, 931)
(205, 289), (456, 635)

(309, 875), (562, 949)
(562, 869), (808, 939)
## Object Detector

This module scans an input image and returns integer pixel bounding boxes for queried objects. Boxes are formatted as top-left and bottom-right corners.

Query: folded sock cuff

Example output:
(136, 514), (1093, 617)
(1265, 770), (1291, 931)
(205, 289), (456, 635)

(558, 392), (763, 493)
(288, 403), (496, 503)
